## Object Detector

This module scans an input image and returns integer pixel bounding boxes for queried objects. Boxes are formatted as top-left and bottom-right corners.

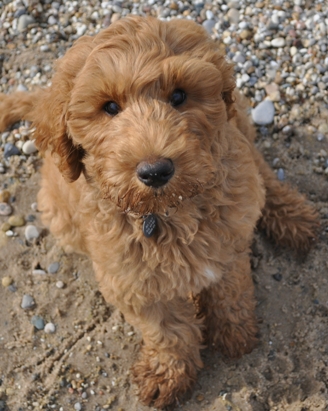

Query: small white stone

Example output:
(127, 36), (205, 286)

(251, 100), (275, 125)
(44, 323), (56, 334)
(290, 46), (298, 57)
(74, 402), (82, 411)
(40, 44), (50, 52)
(25, 225), (41, 241)
(22, 140), (38, 155)
(271, 37), (286, 48)
(32, 269), (46, 275)
(31, 202), (38, 212)
(205, 10), (214, 20)
(56, 281), (64, 289)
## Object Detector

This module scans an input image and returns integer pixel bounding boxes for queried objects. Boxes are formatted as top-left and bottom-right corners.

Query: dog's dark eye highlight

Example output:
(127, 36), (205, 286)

(170, 89), (186, 107)
(104, 101), (121, 116)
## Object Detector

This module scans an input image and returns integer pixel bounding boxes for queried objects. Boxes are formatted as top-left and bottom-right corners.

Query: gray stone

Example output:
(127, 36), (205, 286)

(1, 132), (10, 143)
(202, 19), (216, 35)
(251, 100), (275, 125)
(48, 262), (60, 274)
(0, 203), (12, 216)
(74, 402), (82, 411)
(21, 294), (35, 309)
(17, 15), (35, 32)
(48, 15), (57, 25)
(227, 8), (239, 24)
(16, 84), (28, 92)
(277, 168), (285, 181)
(4, 143), (20, 159)
(31, 315), (45, 330)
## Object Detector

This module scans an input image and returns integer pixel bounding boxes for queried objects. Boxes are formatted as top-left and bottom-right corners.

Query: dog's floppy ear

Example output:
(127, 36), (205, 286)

(165, 19), (236, 120)
(32, 36), (95, 182)
(215, 56), (236, 120)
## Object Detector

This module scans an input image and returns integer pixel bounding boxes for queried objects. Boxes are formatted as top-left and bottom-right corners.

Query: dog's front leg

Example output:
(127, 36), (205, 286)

(198, 252), (258, 358)
(124, 297), (203, 408)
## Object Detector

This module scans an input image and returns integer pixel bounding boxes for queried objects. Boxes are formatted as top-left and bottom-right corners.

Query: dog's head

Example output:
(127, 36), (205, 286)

(33, 16), (236, 215)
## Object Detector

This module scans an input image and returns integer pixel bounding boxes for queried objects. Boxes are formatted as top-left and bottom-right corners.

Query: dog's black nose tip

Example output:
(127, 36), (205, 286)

(137, 158), (175, 188)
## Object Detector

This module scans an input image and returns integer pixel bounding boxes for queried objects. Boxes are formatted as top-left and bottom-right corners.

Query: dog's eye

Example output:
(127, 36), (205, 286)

(170, 89), (186, 107)
(104, 101), (121, 116)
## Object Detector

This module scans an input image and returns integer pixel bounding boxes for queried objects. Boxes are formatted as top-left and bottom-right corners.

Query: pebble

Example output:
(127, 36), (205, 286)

(251, 100), (275, 125)
(2, 276), (13, 287)
(8, 215), (25, 227)
(31, 315), (45, 330)
(16, 83), (28, 91)
(8, 284), (17, 292)
(25, 225), (41, 241)
(272, 273), (283, 282)
(21, 294), (35, 309)
(318, 123), (328, 135)
(0, 203), (12, 216)
(277, 168), (285, 181)
(74, 403), (82, 411)
(17, 14), (35, 32)
(205, 10), (214, 20)
(22, 140), (38, 155)
(227, 8), (240, 24)
(202, 19), (216, 35)
(31, 203), (38, 212)
(56, 281), (65, 289)
(48, 262), (60, 274)
(40, 45), (50, 52)
(48, 16), (57, 26)
(4, 143), (20, 159)
(44, 322), (56, 334)
(271, 38), (286, 48)
(32, 269), (47, 275)
(1, 132), (10, 144)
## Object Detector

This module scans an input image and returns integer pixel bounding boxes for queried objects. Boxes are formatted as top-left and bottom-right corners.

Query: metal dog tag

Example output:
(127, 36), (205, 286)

(142, 214), (157, 238)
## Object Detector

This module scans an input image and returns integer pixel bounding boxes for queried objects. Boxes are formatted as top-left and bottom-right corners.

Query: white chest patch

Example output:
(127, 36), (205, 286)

(204, 268), (216, 281)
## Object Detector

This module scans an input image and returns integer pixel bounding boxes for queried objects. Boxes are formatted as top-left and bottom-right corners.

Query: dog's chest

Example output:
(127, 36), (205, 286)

(133, 218), (227, 296)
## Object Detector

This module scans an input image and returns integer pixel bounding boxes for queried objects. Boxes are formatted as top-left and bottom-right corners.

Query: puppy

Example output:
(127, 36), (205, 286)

(0, 16), (318, 408)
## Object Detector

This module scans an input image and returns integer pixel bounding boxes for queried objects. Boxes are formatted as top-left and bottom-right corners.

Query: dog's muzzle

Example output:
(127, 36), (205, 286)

(136, 158), (174, 188)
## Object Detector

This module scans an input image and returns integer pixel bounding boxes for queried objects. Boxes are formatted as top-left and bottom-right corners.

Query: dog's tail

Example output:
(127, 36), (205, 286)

(0, 90), (41, 131)
(255, 149), (319, 253)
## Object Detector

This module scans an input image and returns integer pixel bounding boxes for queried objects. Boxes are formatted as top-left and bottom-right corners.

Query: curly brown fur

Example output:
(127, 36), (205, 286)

(0, 16), (319, 409)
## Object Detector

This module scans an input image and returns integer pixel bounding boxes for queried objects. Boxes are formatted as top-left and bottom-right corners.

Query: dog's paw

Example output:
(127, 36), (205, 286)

(132, 347), (198, 408)
(261, 204), (319, 253)
(207, 319), (258, 359)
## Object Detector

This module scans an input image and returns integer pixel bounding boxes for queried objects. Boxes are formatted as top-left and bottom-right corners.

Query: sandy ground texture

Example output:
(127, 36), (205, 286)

(1, 8), (328, 411)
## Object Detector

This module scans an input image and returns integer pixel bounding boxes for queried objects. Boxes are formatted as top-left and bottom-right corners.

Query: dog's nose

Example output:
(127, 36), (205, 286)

(137, 158), (175, 188)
